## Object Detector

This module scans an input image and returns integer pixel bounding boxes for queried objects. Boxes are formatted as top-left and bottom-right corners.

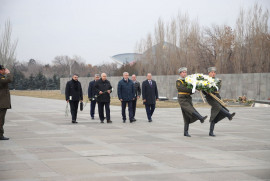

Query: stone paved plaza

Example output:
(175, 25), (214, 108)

(1, 95), (270, 181)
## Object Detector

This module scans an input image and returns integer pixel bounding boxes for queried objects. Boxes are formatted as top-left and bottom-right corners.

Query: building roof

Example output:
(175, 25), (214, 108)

(111, 53), (141, 65)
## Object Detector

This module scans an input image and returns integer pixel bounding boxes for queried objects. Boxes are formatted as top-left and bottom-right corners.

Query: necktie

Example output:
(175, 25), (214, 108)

(149, 80), (152, 86)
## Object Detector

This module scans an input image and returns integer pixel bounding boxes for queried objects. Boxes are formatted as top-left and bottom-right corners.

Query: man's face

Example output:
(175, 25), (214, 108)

(101, 74), (107, 81)
(72, 75), (79, 81)
(95, 76), (100, 81)
(147, 74), (152, 80)
(132, 75), (136, 81)
(180, 71), (187, 78)
(123, 73), (129, 80)
(209, 71), (216, 78)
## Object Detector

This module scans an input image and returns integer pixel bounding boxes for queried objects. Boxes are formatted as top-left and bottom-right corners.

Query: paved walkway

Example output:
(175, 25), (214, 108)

(1, 95), (270, 181)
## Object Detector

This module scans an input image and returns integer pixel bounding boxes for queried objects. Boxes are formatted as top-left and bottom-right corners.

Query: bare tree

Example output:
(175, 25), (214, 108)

(134, 3), (269, 75)
(0, 20), (18, 67)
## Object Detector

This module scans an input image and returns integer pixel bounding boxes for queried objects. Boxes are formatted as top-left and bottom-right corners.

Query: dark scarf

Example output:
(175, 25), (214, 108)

(72, 79), (79, 91)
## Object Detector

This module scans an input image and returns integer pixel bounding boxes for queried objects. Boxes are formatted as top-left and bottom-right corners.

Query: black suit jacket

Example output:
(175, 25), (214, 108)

(65, 80), (83, 101)
(94, 78), (112, 103)
(142, 79), (159, 105)
(133, 81), (141, 98)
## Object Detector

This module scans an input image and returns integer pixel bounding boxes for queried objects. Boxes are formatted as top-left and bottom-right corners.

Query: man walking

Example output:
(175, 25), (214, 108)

(117, 72), (136, 123)
(65, 74), (83, 124)
(203, 67), (236, 137)
(88, 74), (100, 120)
(95, 73), (112, 123)
(131, 74), (141, 121)
(176, 67), (207, 137)
(142, 73), (159, 122)
(0, 65), (13, 140)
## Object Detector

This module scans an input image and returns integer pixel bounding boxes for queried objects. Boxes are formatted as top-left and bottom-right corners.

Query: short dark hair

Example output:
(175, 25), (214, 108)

(0, 65), (5, 70)
(73, 73), (79, 77)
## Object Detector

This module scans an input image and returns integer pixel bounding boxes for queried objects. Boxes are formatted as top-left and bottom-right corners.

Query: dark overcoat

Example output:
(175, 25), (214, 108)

(94, 79), (112, 103)
(176, 78), (199, 124)
(0, 73), (13, 109)
(142, 79), (159, 105)
(204, 79), (227, 123)
(117, 78), (135, 101)
(88, 80), (98, 99)
(65, 79), (83, 101)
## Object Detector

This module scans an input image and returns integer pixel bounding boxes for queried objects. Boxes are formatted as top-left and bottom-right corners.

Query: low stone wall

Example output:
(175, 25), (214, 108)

(60, 73), (270, 100)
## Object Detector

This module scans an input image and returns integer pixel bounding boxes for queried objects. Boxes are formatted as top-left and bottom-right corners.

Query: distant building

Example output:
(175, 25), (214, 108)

(111, 42), (179, 66)
(111, 53), (141, 66)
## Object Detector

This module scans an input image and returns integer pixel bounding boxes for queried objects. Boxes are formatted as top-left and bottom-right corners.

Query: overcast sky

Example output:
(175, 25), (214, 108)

(0, 0), (269, 65)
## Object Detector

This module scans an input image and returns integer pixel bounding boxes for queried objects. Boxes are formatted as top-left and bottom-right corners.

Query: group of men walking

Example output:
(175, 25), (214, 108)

(65, 72), (159, 124)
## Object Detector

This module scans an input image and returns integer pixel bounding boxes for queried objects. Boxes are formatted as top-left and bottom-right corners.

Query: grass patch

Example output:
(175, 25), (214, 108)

(10, 90), (211, 108)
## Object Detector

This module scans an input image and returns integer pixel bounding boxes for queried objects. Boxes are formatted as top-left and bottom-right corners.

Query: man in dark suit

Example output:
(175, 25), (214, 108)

(88, 74), (100, 120)
(0, 65), (13, 140)
(94, 73), (112, 123)
(65, 74), (83, 124)
(131, 74), (141, 121)
(117, 72), (136, 123)
(142, 73), (159, 122)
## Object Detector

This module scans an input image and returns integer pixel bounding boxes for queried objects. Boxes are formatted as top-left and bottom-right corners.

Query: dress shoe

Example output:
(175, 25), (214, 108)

(184, 132), (191, 137)
(100, 120), (104, 123)
(0, 136), (9, 140)
(148, 119), (152, 122)
(107, 120), (112, 123)
(72, 120), (78, 123)
(130, 118), (136, 123)
(91, 117), (94, 120)
(123, 119), (126, 123)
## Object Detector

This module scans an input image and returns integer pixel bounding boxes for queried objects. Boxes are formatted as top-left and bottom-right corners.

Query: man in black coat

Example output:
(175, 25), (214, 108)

(142, 73), (159, 122)
(131, 74), (141, 120)
(88, 74), (100, 120)
(94, 73), (112, 123)
(65, 74), (83, 124)
(117, 72), (136, 123)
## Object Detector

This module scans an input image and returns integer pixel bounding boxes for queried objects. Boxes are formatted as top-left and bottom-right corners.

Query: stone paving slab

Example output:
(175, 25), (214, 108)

(0, 95), (270, 181)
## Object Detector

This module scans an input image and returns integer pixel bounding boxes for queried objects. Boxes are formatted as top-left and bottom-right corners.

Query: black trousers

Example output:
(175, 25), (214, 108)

(132, 99), (137, 118)
(145, 104), (155, 120)
(121, 101), (134, 120)
(98, 102), (110, 121)
(0, 108), (7, 137)
(90, 100), (97, 118)
(69, 100), (79, 121)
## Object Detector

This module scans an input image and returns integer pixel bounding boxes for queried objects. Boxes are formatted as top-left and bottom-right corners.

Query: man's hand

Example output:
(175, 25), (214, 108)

(4, 68), (10, 74)
(143, 99), (146, 102)
(107, 90), (111, 94)
(99, 91), (103, 95)
(66, 100), (69, 103)
(80, 100), (83, 102)
(89, 98), (92, 101)
(120, 99), (123, 101)
(137, 96), (140, 99)
(156, 99), (159, 101)
(133, 98), (135, 100)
